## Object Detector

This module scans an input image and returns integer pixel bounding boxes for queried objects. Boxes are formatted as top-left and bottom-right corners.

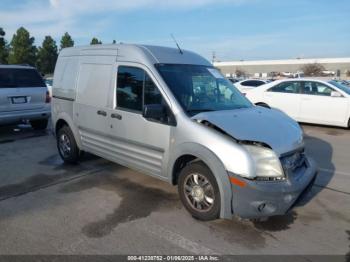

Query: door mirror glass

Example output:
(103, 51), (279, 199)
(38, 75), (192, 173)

(331, 91), (342, 97)
(143, 104), (166, 120)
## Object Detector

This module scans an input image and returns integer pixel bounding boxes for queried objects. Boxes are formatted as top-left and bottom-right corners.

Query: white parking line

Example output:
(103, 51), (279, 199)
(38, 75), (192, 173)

(142, 222), (218, 255)
(318, 168), (350, 177)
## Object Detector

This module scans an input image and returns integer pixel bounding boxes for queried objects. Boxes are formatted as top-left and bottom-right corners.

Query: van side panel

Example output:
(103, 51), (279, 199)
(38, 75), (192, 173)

(76, 63), (112, 107)
(74, 56), (115, 156)
(52, 56), (79, 100)
(52, 56), (80, 146)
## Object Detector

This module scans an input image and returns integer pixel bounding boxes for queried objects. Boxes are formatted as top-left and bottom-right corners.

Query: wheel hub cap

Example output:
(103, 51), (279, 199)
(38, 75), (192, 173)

(59, 134), (71, 157)
(191, 186), (204, 202)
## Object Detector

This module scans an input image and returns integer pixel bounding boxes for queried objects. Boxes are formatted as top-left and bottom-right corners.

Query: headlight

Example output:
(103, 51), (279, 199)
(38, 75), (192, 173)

(243, 144), (285, 180)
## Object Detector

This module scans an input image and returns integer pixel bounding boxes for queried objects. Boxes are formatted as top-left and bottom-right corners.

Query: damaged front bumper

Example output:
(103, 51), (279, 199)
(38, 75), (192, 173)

(230, 157), (317, 219)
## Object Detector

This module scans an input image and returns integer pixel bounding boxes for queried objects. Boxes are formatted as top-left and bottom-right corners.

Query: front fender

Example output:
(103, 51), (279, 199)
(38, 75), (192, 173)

(168, 142), (232, 219)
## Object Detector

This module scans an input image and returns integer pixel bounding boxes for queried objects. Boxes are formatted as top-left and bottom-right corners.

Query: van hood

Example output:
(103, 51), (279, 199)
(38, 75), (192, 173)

(192, 107), (304, 156)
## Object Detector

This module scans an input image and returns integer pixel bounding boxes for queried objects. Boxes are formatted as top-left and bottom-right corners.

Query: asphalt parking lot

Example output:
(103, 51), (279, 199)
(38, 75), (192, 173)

(0, 123), (349, 255)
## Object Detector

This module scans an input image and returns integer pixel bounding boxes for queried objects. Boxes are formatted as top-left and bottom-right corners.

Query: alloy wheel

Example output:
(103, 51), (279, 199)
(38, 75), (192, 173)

(183, 173), (215, 212)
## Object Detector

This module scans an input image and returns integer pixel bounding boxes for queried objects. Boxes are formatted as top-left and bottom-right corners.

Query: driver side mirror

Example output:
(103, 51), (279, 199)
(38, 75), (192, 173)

(331, 91), (342, 97)
(143, 104), (166, 120)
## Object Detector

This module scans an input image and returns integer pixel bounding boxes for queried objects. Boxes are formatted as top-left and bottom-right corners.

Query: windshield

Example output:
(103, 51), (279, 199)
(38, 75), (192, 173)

(156, 64), (252, 115)
(329, 80), (350, 95)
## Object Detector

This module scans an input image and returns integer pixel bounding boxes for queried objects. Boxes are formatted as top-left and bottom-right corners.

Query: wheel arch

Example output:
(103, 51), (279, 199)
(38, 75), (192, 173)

(168, 143), (233, 219)
(54, 112), (82, 149)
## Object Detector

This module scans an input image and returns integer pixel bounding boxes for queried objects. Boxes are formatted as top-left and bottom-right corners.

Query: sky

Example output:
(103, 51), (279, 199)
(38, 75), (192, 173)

(0, 0), (349, 61)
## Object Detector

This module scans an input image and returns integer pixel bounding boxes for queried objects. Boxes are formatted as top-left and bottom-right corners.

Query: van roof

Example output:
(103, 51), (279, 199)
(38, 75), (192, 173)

(59, 44), (211, 66)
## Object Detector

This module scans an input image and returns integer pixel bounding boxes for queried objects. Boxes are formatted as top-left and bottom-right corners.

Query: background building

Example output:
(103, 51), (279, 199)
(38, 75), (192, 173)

(214, 57), (350, 79)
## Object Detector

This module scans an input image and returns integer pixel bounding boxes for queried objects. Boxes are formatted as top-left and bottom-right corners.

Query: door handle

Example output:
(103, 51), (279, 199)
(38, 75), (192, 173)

(111, 113), (122, 120)
(97, 110), (107, 116)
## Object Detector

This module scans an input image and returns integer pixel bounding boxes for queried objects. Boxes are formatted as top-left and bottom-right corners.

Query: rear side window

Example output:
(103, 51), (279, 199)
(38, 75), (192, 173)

(269, 82), (301, 94)
(302, 81), (334, 96)
(0, 68), (46, 88)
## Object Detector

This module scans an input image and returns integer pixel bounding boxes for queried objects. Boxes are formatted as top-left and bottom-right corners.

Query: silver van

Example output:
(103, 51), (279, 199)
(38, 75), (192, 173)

(52, 44), (317, 221)
(0, 65), (51, 129)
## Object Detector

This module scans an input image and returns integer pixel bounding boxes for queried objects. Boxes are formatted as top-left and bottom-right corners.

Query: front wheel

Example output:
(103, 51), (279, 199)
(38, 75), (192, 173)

(178, 162), (220, 221)
(57, 125), (80, 164)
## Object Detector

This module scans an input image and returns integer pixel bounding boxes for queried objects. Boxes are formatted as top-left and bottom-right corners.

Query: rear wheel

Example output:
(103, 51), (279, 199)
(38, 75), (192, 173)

(57, 125), (80, 164)
(30, 119), (48, 130)
(255, 102), (270, 109)
(178, 162), (220, 221)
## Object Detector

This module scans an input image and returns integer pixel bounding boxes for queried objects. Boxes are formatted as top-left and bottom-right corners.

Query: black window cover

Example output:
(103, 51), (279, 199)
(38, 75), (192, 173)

(0, 68), (46, 88)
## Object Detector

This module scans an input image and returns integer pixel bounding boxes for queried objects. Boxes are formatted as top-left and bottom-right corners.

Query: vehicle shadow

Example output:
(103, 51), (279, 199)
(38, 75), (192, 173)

(302, 132), (335, 198)
(252, 133), (335, 231)
(0, 122), (102, 202)
(0, 123), (50, 143)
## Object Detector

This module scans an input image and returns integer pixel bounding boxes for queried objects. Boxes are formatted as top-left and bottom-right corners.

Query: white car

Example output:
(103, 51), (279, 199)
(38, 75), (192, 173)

(245, 79), (350, 128)
(234, 79), (269, 93)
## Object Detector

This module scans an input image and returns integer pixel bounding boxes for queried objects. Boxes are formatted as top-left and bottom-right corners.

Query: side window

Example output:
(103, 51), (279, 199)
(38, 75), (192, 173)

(116, 66), (175, 125)
(302, 81), (334, 96)
(241, 80), (264, 87)
(144, 74), (162, 105)
(269, 82), (301, 94)
(117, 66), (143, 111)
(254, 81), (265, 87)
(144, 74), (175, 125)
(241, 80), (254, 87)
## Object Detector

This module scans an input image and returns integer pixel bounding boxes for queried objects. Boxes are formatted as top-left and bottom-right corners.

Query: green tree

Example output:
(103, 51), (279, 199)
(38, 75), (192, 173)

(90, 37), (102, 45)
(0, 27), (9, 64)
(60, 32), (74, 50)
(8, 27), (36, 66)
(37, 36), (58, 75)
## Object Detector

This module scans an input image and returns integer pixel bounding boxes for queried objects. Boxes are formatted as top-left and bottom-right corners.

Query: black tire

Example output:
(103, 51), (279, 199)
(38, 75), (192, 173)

(178, 162), (220, 221)
(30, 119), (48, 130)
(255, 102), (270, 109)
(56, 125), (80, 164)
